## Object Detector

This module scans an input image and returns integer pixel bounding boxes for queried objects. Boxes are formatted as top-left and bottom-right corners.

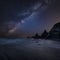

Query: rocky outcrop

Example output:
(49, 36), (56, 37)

(32, 33), (41, 39)
(47, 22), (60, 40)
(41, 30), (48, 39)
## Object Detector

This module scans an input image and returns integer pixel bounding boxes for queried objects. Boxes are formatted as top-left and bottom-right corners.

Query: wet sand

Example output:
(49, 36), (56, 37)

(0, 39), (60, 60)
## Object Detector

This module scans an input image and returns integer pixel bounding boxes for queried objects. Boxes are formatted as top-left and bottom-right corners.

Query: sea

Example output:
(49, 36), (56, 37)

(0, 38), (60, 60)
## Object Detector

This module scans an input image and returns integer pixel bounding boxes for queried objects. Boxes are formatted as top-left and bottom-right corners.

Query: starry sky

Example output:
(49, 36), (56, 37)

(0, 0), (60, 37)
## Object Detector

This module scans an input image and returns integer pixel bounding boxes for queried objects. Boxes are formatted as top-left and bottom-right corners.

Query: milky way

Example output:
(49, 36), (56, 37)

(0, 0), (60, 37)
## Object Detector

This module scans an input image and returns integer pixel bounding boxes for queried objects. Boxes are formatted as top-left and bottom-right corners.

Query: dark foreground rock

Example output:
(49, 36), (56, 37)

(47, 22), (60, 40)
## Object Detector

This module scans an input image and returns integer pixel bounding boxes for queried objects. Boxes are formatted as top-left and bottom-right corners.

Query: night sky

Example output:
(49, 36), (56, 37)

(0, 0), (60, 37)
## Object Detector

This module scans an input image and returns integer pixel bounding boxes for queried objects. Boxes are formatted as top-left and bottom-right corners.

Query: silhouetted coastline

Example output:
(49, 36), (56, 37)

(0, 22), (60, 41)
(29, 22), (60, 41)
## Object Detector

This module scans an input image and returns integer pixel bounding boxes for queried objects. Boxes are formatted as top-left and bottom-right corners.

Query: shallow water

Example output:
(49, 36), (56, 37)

(0, 38), (60, 60)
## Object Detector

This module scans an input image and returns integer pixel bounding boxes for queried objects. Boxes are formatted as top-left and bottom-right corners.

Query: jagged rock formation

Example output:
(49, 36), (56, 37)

(31, 30), (48, 39)
(47, 22), (60, 40)
(41, 30), (48, 39)
(32, 33), (41, 39)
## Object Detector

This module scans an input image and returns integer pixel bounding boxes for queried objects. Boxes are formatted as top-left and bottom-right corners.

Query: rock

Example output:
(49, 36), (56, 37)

(41, 30), (48, 39)
(47, 22), (60, 40)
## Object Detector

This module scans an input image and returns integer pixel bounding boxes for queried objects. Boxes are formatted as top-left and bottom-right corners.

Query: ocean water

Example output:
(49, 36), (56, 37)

(0, 38), (60, 60)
